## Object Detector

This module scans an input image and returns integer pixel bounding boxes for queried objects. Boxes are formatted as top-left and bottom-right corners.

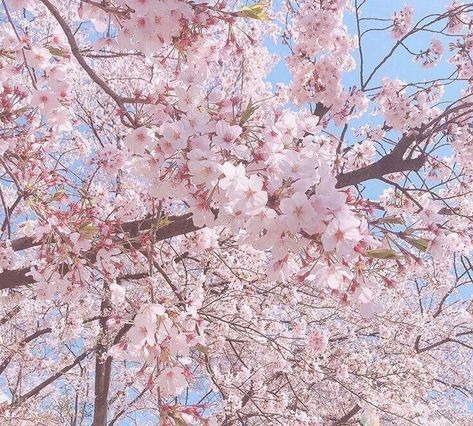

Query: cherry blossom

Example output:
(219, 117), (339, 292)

(391, 5), (414, 40)
(0, 0), (472, 424)
(124, 126), (155, 155)
(213, 121), (242, 149)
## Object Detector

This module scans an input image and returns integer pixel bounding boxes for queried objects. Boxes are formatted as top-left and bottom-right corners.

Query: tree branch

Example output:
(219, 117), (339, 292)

(335, 131), (425, 189)
(0, 213), (198, 290)
(5, 349), (93, 411)
(332, 404), (362, 425)
(39, 0), (135, 124)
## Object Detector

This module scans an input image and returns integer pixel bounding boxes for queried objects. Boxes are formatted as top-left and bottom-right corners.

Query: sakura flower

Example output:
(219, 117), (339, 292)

(24, 46), (51, 69)
(110, 282), (125, 305)
(174, 85), (202, 112)
(311, 263), (353, 290)
(354, 287), (383, 319)
(46, 64), (69, 81)
(213, 121), (242, 148)
(160, 120), (192, 154)
(245, 208), (277, 236)
(125, 0), (153, 14)
(431, 38), (444, 57)
(267, 255), (298, 282)
(188, 190), (216, 227)
(169, 333), (190, 357)
(124, 126), (154, 155)
(156, 366), (188, 396)
(31, 90), (60, 113)
(0, 241), (15, 272)
(347, 139), (376, 169)
(219, 162), (247, 191)
(280, 192), (317, 234)
(78, 2), (108, 31)
(188, 159), (221, 187)
(391, 6), (413, 40)
(321, 214), (361, 259)
(306, 329), (328, 353)
(69, 232), (92, 253)
(233, 175), (268, 215)
(415, 38), (444, 68)
(49, 107), (72, 131)
(428, 232), (463, 259)
(278, 150), (315, 179)
(93, 37), (119, 51)
(128, 304), (165, 347)
(254, 216), (300, 260)
(418, 196), (444, 225)
(141, 303), (166, 321)
(96, 145), (127, 174)
(128, 317), (157, 347)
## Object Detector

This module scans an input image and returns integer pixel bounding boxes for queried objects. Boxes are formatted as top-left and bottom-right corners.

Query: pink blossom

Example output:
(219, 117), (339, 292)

(110, 282), (125, 305)
(156, 367), (188, 396)
(188, 159), (221, 187)
(233, 175), (268, 215)
(219, 162), (247, 191)
(124, 126), (154, 155)
(69, 232), (92, 253)
(321, 213), (361, 259)
(31, 90), (60, 113)
(24, 46), (51, 69)
(280, 192), (317, 234)
(391, 6), (414, 40)
(213, 121), (242, 148)
(312, 263), (353, 290)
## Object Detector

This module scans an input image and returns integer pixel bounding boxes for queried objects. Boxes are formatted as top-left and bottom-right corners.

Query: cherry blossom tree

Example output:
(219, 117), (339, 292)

(0, 0), (472, 424)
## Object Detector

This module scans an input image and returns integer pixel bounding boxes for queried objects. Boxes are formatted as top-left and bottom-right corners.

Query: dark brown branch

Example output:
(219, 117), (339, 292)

(5, 349), (93, 411)
(336, 133), (425, 189)
(415, 331), (473, 354)
(332, 404), (362, 425)
(39, 0), (134, 124)
(0, 327), (52, 375)
(10, 213), (196, 254)
(0, 306), (20, 326)
(93, 281), (111, 426)
(0, 213), (198, 290)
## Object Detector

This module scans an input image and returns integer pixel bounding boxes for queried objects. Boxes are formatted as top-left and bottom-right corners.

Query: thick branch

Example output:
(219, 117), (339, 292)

(93, 282), (111, 426)
(336, 144), (425, 189)
(10, 213), (196, 254)
(332, 404), (362, 425)
(0, 213), (198, 290)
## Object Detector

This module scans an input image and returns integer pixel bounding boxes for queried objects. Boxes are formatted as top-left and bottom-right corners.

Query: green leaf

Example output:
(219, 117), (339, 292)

(378, 216), (403, 225)
(51, 190), (64, 201)
(48, 47), (68, 57)
(13, 106), (30, 115)
(157, 216), (172, 229)
(236, 2), (271, 21)
(171, 414), (187, 426)
(195, 343), (209, 355)
(405, 237), (429, 252)
(366, 248), (401, 259)
(239, 98), (259, 125)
